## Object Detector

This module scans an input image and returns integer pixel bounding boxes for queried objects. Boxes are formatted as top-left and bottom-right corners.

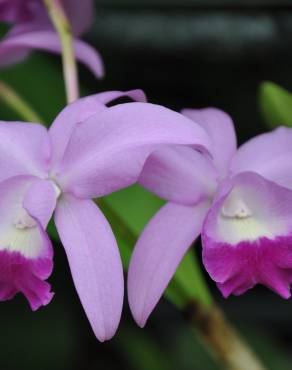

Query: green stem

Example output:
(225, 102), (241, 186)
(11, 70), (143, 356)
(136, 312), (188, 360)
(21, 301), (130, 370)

(43, 0), (79, 103)
(185, 302), (269, 370)
(0, 81), (43, 123)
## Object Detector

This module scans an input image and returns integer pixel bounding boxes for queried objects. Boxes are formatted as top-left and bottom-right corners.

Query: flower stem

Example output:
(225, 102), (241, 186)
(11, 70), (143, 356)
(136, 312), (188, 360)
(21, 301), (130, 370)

(185, 302), (269, 370)
(0, 81), (43, 123)
(42, 0), (79, 103)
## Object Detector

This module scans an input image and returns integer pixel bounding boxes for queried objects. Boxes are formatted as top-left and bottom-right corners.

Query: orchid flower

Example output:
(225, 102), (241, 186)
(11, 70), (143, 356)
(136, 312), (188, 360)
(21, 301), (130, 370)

(128, 107), (292, 327)
(0, 90), (211, 341)
(0, 0), (103, 77)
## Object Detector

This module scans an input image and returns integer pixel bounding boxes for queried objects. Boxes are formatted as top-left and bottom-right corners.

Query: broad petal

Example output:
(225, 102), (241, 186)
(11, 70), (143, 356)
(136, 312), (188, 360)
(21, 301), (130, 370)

(0, 24), (35, 66)
(0, 30), (104, 78)
(139, 145), (217, 205)
(23, 179), (57, 229)
(0, 0), (93, 35)
(0, 3), (34, 23)
(56, 102), (211, 198)
(54, 195), (124, 341)
(63, 0), (94, 36)
(49, 90), (146, 168)
(0, 121), (50, 181)
(128, 201), (209, 327)
(202, 172), (292, 298)
(0, 176), (54, 310)
(182, 108), (236, 177)
(230, 126), (292, 189)
(0, 45), (29, 66)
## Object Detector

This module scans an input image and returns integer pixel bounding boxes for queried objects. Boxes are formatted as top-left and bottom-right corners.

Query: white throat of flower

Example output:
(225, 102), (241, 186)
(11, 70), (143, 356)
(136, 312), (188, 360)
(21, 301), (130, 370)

(0, 179), (61, 259)
(14, 209), (36, 230)
(0, 211), (42, 259)
(221, 193), (252, 219)
(217, 189), (274, 244)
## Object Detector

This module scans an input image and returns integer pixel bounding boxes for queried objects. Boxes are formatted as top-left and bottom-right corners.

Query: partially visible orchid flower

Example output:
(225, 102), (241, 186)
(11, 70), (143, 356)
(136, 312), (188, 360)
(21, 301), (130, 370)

(128, 108), (292, 327)
(0, 90), (211, 341)
(0, 0), (103, 78)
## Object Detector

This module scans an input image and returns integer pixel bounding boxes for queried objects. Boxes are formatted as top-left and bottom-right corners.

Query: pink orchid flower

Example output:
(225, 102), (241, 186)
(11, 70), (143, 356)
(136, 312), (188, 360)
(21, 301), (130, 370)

(0, 90), (211, 341)
(0, 0), (103, 77)
(128, 108), (292, 327)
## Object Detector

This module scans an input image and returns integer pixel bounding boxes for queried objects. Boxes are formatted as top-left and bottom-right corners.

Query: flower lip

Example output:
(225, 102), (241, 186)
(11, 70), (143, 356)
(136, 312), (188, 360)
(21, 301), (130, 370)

(202, 233), (292, 299)
(202, 172), (292, 298)
(202, 172), (292, 248)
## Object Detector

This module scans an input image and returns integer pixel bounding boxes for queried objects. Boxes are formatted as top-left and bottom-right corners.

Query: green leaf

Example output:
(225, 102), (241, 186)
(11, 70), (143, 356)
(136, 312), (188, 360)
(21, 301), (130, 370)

(259, 81), (292, 129)
(169, 249), (211, 307)
(0, 54), (66, 125)
(47, 219), (59, 242)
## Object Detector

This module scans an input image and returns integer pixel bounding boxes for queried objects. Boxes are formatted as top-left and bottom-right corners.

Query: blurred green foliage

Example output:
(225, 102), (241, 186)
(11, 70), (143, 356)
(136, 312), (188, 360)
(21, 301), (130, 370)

(259, 81), (292, 129)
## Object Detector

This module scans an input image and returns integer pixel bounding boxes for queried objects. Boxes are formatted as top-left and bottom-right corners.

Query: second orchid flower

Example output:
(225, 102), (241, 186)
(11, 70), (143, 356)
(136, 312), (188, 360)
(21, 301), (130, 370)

(128, 108), (292, 327)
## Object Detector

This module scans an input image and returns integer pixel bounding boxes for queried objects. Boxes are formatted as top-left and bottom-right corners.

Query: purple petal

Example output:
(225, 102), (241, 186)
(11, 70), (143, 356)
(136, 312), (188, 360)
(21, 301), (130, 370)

(0, 121), (50, 181)
(49, 90), (146, 168)
(182, 108), (236, 177)
(128, 201), (209, 327)
(23, 179), (57, 229)
(202, 172), (292, 298)
(62, 0), (94, 36)
(0, 30), (104, 78)
(0, 45), (29, 66)
(56, 102), (211, 198)
(0, 2), (47, 24)
(0, 0), (93, 36)
(231, 126), (292, 189)
(54, 195), (124, 341)
(139, 145), (218, 205)
(0, 176), (54, 310)
(0, 244), (53, 311)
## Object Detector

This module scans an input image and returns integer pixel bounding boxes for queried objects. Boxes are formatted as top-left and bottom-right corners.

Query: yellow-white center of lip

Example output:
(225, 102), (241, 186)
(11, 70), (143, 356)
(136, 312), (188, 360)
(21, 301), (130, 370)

(14, 209), (36, 230)
(221, 193), (252, 219)
(217, 190), (275, 244)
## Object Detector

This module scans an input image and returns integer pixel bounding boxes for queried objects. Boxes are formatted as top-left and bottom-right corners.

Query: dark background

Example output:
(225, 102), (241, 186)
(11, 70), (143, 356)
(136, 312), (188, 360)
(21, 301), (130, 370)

(1, 1), (292, 369)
